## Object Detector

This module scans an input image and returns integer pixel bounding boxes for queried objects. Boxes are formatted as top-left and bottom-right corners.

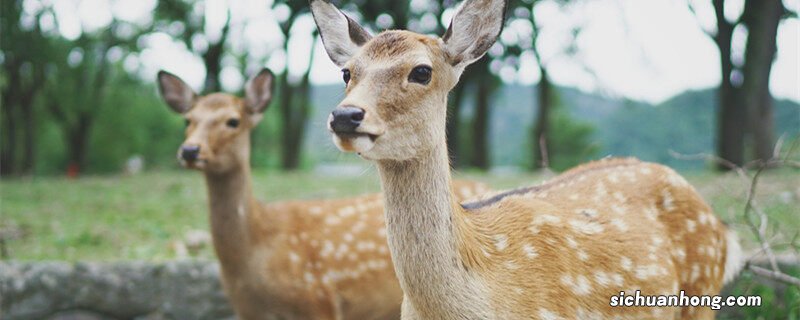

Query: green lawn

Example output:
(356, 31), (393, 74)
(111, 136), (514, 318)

(1, 168), (798, 261)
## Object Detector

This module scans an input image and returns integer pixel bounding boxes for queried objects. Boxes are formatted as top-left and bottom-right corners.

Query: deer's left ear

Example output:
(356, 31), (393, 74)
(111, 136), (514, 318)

(442, 0), (508, 68)
(310, 0), (372, 67)
(245, 68), (274, 114)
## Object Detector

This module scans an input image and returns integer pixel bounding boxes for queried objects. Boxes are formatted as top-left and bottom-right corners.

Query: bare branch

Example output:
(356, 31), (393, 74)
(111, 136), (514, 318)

(748, 265), (800, 287)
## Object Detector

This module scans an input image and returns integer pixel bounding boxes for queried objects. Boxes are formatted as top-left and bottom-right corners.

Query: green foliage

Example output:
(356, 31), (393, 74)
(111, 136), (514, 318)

(718, 267), (800, 320)
(86, 73), (185, 172)
(545, 106), (600, 171)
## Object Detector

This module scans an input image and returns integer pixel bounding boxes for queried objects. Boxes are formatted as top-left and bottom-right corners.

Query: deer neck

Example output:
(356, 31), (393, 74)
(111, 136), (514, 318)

(203, 137), (261, 275)
(377, 142), (489, 317)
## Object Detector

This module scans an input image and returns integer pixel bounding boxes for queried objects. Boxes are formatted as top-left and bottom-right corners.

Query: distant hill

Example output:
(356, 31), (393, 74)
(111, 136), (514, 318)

(306, 83), (800, 170)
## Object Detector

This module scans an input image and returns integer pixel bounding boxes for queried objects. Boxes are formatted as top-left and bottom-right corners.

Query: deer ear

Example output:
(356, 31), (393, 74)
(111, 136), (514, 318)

(310, 0), (372, 67)
(157, 71), (197, 114)
(245, 68), (274, 114)
(442, 0), (507, 68)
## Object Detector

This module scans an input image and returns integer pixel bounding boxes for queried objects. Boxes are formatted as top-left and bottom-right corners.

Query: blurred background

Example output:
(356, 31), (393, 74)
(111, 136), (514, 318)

(1, 0), (798, 318)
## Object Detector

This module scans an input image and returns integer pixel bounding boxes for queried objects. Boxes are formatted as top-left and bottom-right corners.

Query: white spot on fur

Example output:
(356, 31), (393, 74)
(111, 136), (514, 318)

(686, 219), (697, 233)
(561, 274), (592, 295)
(577, 249), (589, 261)
(493, 234), (508, 251)
(698, 212), (709, 225)
(343, 233), (354, 242)
(635, 264), (660, 279)
(611, 273), (624, 286)
(690, 264), (700, 282)
(565, 236), (579, 249)
(289, 251), (301, 264)
(568, 194), (579, 200)
(522, 244), (538, 259)
(569, 220), (603, 234)
(309, 206), (322, 215)
(338, 206), (356, 217)
(672, 248), (686, 262)
(644, 205), (658, 220)
(325, 215), (342, 225)
(594, 271), (611, 287)
(652, 236), (664, 247)
(356, 241), (376, 251)
(662, 190), (675, 211)
(611, 204), (626, 215)
(237, 204), (245, 218)
(533, 214), (561, 224)
(377, 246), (388, 255)
(576, 308), (603, 320)
(611, 218), (628, 231)
(539, 309), (562, 320)
(621, 257), (633, 271)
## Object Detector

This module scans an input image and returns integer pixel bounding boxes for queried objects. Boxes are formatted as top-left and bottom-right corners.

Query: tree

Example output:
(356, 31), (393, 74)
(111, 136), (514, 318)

(0, 0), (48, 176)
(509, 0), (582, 170)
(689, 0), (794, 168)
(740, 0), (788, 162)
(154, 0), (231, 93)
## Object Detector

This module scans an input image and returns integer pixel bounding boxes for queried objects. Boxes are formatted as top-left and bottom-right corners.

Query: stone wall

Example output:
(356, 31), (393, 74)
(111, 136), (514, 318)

(1, 261), (233, 320)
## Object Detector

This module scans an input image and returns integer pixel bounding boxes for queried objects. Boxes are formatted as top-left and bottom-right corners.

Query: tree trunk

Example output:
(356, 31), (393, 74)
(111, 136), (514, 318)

(278, 73), (297, 169)
(471, 72), (491, 170)
(67, 114), (92, 175)
(532, 67), (552, 170)
(1, 63), (20, 176)
(446, 81), (466, 167)
(741, 0), (783, 162)
(712, 0), (747, 169)
(202, 10), (230, 94)
(20, 91), (35, 175)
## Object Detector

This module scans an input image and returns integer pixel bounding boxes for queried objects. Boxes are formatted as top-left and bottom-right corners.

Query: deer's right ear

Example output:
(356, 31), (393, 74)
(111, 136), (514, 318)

(442, 0), (507, 68)
(157, 71), (197, 114)
(310, 0), (372, 67)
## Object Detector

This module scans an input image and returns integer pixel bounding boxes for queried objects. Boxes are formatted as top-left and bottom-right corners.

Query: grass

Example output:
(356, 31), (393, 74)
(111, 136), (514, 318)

(1, 168), (797, 261)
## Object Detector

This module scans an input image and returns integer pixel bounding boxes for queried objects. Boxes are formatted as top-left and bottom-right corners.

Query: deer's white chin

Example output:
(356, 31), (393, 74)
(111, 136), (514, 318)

(333, 133), (376, 154)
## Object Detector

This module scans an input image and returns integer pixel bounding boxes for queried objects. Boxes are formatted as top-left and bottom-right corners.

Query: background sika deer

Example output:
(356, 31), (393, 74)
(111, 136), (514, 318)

(157, 68), (489, 320)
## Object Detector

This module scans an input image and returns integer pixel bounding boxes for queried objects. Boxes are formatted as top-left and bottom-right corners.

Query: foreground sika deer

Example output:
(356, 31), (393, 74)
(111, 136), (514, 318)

(157, 69), (488, 320)
(311, 0), (745, 319)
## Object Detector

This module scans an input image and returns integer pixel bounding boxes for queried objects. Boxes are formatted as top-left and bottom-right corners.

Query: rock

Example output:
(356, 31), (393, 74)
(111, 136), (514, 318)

(0, 260), (234, 320)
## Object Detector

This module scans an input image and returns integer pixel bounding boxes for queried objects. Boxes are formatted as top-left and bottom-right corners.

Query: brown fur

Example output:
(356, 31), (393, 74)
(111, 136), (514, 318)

(161, 75), (490, 319)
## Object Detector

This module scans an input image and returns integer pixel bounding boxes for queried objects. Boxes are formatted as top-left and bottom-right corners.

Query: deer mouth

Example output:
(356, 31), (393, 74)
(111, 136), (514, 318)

(179, 158), (207, 170)
(332, 132), (379, 153)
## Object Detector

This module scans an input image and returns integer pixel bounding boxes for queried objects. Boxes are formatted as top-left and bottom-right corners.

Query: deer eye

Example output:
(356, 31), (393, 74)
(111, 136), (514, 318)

(226, 118), (240, 128)
(342, 68), (351, 84)
(184, 119), (191, 127)
(409, 65), (432, 85)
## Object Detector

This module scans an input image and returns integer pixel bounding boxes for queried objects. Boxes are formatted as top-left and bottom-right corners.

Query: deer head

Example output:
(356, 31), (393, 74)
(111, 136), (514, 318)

(311, 0), (507, 162)
(157, 69), (274, 173)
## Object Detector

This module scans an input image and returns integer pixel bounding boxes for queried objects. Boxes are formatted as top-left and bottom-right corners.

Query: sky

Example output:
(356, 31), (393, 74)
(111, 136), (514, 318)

(41, 0), (800, 104)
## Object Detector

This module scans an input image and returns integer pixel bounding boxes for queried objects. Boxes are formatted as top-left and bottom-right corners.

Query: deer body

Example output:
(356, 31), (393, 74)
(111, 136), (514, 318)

(157, 70), (489, 320)
(311, 0), (744, 318)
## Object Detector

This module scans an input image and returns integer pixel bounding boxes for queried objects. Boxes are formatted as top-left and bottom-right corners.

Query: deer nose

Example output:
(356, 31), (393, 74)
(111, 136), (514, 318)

(181, 145), (200, 162)
(330, 106), (365, 134)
